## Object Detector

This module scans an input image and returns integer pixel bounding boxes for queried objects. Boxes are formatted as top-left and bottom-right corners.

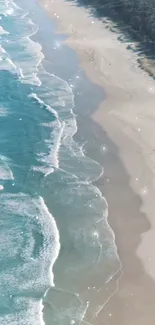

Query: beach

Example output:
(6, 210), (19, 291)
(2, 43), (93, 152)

(39, 0), (155, 324)
(1, 0), (155, 323)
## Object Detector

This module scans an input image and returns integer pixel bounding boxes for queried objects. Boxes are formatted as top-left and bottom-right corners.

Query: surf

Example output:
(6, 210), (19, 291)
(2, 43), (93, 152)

(0, 1), (121, 325)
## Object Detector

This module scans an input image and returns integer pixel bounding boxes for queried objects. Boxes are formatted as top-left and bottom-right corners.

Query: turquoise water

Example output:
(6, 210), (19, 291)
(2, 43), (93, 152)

(0, 1), (120, 324)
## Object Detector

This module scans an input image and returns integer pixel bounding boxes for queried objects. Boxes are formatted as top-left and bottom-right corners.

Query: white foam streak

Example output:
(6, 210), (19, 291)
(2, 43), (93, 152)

(0, 155), (14, 180)
(21, 11), (29, 19)
(18, 67), (24, 78)
(44, 121), (65, 176)
(39, 196), (60, 277)
(28, 92), (65, 175)
(6, 57), (17, 69)
(0, 45), (6, 54)
(0, 26), (9, 34)
(28, 93), (59, 119)
(33, 120), (65, 176)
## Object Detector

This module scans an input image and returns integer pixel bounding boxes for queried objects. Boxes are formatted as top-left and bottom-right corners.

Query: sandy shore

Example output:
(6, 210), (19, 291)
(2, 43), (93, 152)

(39, 0), (155, 324)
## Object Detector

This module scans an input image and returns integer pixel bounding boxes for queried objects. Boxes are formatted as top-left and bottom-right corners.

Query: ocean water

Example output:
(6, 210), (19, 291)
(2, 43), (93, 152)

(0, 1), (120, 324)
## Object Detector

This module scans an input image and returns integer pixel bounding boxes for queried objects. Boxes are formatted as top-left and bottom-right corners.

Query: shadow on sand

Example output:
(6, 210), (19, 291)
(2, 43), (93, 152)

(67, 0), (155, 79)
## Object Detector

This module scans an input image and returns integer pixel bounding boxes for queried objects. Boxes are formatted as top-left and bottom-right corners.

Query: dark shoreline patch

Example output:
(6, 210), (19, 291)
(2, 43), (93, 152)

(67, 0), (155, 79)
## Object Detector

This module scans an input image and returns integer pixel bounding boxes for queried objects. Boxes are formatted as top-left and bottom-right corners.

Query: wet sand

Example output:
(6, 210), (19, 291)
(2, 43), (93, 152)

(39, 0), (155, 324)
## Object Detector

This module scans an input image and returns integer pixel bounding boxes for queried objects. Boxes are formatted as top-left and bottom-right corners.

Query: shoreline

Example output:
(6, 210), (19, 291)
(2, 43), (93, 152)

(38, 0), (155, 324)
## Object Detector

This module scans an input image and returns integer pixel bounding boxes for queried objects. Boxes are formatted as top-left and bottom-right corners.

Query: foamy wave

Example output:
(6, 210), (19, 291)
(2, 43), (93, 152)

(19, 34), (43, 86)
(0, 0), (23, 16)
(0, 106), (8, 116)
(0, 45), (20, 73)
(32, 120), (65, 176)
(0, 299), (45, 325)
(0, 166), (13, 180)
(28, 72), (102, 182)
(28, 93), (59, 119)
(0, 193), (60, 271)
(38, 69), (75, 111)
(0, 155), (14, 180)
(0, 1), (43, 85)
(42, 121), (65, 174)
(0, 193), (60, 324)
(0, 0), (77, 181)
(5, 7), (13, 15)
(6, 56), (17, 69)
(28, 92), (64, 175)
(0, 26), (9, 34)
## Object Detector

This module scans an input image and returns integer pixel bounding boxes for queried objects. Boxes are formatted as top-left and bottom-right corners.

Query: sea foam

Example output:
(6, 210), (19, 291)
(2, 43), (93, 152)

(0, 193), (60, 325)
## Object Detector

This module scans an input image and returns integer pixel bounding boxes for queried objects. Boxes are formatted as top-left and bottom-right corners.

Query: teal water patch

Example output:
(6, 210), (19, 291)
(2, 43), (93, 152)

(0, 0), (120, 324)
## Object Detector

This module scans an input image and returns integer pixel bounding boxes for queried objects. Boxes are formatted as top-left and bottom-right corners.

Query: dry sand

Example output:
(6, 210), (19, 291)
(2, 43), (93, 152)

(39, 0), (155, 323)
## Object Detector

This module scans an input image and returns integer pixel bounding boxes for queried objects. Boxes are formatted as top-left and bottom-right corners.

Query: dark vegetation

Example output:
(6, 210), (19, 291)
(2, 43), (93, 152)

(68, 0), (155, 74)
(69, 0), (155, 44)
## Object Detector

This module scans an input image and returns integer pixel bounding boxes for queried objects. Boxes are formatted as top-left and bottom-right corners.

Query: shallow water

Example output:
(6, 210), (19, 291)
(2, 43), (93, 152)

(0, 1), (120, 324)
